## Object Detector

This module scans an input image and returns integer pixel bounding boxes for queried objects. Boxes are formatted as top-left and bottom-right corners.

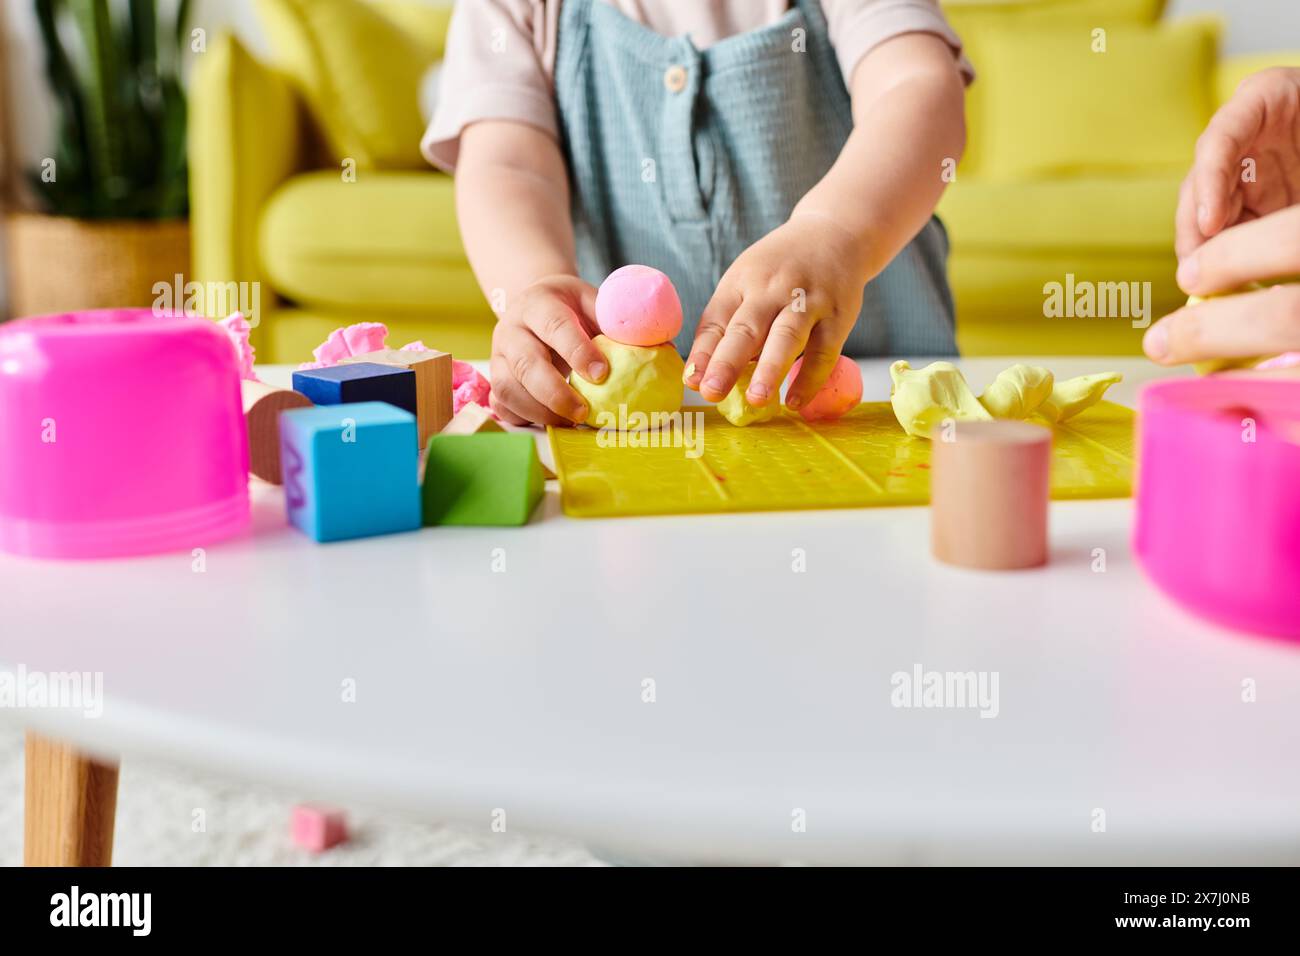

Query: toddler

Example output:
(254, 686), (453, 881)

(425, 0), (972, 425)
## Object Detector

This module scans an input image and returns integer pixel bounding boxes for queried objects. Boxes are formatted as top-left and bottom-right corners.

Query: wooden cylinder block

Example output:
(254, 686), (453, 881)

(929, 420), (1051, 570)
(242, 380), (313, 484)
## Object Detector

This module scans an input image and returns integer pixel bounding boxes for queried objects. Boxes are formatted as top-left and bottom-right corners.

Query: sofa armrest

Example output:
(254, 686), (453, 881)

(1215, 52), (1300, 108)
(189, 33), (305, 337)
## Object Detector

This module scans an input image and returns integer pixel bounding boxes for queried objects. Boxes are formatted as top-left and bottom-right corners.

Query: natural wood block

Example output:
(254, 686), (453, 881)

(341, 348), (452, 448)
(930, 420), (1051, 571)
(440, 403), (557, 478)
(24, 733), (119, 867)
(242, 380), (312, 484)
(440, 401), (503, 436)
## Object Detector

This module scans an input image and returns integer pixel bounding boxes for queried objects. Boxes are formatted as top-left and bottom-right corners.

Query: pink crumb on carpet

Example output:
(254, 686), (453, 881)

(218, 312), (259, 382)
(291, 804), (348, 852)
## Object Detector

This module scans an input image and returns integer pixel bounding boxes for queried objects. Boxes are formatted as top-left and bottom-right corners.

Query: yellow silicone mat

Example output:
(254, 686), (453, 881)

(548, 401), (1134, 518)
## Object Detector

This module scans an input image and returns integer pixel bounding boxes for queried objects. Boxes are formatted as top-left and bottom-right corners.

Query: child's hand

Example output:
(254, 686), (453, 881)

(685, 213), (868, 411)
(489, 275), (609, 426)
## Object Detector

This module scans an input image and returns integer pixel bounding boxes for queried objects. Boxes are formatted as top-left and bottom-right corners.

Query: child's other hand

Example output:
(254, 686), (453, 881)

(685, 213), (867, 411)
(489, 275), (608, 426)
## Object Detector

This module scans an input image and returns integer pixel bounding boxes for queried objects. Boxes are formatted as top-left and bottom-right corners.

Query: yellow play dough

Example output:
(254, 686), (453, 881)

(888, 361), (1122, 437)
(570, 334), (684, 431)
(717, 362), (780, 427)
(1035, 372), (1123, 423)
(1186, 285), (1269, 374)
(889, 360), (991, 439)
(978, 364), (1054, 419)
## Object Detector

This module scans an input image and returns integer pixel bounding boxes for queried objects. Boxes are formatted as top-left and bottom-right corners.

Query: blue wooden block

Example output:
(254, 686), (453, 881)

(291, 363), (417, 416)
(278, 402), (421, 542)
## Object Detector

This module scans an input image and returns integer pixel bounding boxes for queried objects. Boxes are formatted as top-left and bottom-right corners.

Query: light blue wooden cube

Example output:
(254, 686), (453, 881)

(278, 402), (421, 542)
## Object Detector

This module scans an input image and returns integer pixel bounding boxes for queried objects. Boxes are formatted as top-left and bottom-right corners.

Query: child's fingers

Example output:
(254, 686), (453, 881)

(516, 346), (592, 423)
(747, 308), (810, 407)
(489, 352), (577, 427)
(784, 324), (844, 410)
(489, 392), (531, 427)
(526, 301), (608, 384)
(1143, 284), (1300, 365)
(685, 287), (741, 389)
(698, 299), (779, 402)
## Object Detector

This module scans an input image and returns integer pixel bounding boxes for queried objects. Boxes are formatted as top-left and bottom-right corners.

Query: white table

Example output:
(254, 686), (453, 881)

(5, 357), (1300, 865)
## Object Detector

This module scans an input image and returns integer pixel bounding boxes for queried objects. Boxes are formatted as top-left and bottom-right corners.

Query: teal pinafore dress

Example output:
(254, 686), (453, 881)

(553, 0), (958, 357)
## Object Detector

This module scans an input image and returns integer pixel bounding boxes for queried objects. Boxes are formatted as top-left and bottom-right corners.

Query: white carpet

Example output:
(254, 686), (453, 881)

(0, 726), (604, 866)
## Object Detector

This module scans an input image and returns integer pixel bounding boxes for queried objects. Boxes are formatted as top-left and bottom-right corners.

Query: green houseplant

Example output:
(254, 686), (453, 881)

(4, 0), (194, 317)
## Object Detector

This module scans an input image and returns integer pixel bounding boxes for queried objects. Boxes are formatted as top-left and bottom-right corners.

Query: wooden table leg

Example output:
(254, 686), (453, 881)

(24, 732), (120, 867)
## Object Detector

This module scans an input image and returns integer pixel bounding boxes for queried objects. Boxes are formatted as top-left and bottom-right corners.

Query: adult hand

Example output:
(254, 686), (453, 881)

(1145, 208), (1300, 365)
(1175, 67), (1300, 260)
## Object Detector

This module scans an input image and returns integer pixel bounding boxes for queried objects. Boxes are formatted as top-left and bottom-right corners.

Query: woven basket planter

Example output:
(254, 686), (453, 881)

(4, 212), (191, 318)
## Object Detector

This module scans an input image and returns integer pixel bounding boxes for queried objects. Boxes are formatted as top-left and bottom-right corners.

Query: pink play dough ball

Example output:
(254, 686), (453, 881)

(788, 354), (863, 422)
(595, 265), (684, 347)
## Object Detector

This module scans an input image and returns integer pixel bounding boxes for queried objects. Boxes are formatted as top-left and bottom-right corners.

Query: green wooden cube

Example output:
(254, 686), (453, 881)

(422, 432), (544, 526)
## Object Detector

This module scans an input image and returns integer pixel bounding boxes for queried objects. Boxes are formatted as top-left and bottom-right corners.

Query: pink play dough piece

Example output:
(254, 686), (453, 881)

(398, 340), (492, 413)
(595, 265), (684, 347)
(788, 354), (863, 422)
(291, 804), (348, 852)
(218, 312), (259, 382)
(451, 360), (492, 414)
(297, 322), (389, 370)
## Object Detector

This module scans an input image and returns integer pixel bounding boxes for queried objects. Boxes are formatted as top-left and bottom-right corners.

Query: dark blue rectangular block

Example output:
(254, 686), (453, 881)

(292, 363), (417, 415)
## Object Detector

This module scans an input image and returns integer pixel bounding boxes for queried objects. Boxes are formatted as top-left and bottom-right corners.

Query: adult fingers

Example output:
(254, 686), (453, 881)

(684, 285), (742, 390)
(1144, 284), (1300, 364)
(1175, 172), (1207, 261)
(1177, 205), (1300, 295)
(698, 298), (779, 402)
(1191, 91), (1264, 239)
(748, 307), (811, 406)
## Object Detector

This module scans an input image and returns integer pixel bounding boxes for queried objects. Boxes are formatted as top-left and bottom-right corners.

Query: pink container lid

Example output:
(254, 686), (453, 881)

(1133, 376), (1300, 640)
(0, 309), (250, 559)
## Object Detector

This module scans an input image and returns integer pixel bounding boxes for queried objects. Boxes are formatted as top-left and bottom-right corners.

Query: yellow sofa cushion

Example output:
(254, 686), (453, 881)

(938, 173), (1180, 251)
(976, 17), (1218, 180)
(1216, 52), (1300, 107)
(258, 170), (486, 313)
(261, 305), (495, 364)
(255, 0), (440, 170)
(942, 0), (1168, 177)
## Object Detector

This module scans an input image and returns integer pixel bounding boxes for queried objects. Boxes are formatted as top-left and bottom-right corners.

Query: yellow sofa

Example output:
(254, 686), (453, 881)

(190, 0), (1299, 362)
(190, 0), (495, 363)
(939, 0), (1300, 354)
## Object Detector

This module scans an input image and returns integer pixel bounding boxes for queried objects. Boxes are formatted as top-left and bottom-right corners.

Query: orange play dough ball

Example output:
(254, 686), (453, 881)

(788, 355), (863, 421)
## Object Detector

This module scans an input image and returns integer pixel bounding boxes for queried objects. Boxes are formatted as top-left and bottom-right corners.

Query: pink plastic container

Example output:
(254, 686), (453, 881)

(0, 309), (250, 559)
(1133, 377), (1300, 640)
